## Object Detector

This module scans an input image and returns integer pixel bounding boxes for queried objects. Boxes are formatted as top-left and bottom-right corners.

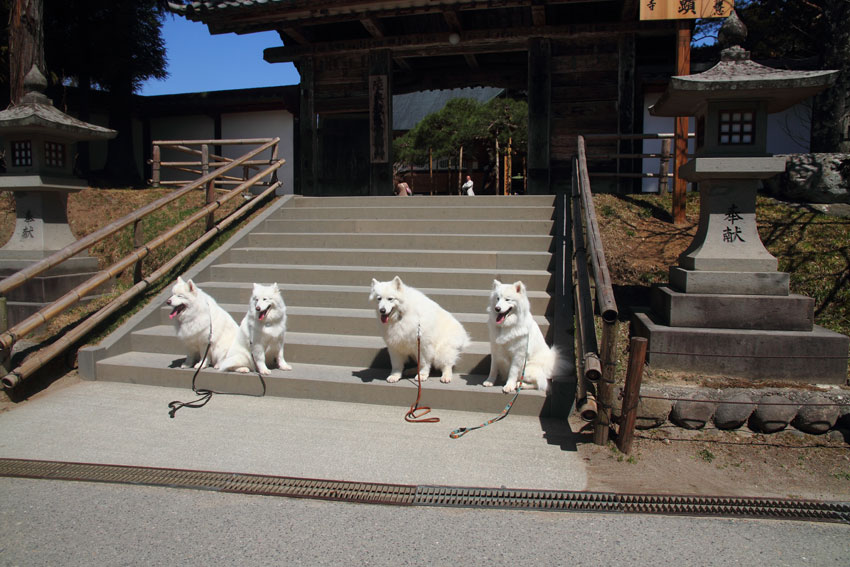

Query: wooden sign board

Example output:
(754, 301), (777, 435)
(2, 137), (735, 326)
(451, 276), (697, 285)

(640, 0), (734, 21)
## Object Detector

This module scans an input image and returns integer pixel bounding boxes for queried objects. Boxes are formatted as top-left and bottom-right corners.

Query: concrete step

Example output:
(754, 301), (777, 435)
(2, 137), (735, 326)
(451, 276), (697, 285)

(85, 193), (566, 416)
(154, 303), (550, 342)
(287, 195), (556, 208)
(260, 219), (554, 235)
(274, 205), (554, 221)
(94, 352), (549, 416)
(196, 282), (554, 316)
(223, 247), (552, 271)
(131, 327), (493, 374)
(208, 264), (553, 292)
(247, 232), (553, 252)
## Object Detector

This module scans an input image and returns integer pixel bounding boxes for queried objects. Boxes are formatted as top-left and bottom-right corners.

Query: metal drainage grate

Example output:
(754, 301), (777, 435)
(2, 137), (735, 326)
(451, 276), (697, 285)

(414, 486), (850, 523)
(0, 458), (416, 506)
(1, 458), (848, 523)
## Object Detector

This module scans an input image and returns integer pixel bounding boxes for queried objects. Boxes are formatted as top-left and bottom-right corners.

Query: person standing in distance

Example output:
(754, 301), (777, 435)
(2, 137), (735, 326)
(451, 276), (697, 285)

(462, 174), (474, 196)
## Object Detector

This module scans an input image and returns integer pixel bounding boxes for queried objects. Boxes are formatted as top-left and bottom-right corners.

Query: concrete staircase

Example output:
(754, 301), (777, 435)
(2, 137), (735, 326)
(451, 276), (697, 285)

(79, 194), (572, 417)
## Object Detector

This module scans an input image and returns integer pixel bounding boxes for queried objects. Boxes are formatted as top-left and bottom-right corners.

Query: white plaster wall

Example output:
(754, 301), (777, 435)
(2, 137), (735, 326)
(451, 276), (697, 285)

(641, 91), (695, 193)
(221, 111), (295, 195)
(641, 92), (814, 192)
(149, 115), (215, 182)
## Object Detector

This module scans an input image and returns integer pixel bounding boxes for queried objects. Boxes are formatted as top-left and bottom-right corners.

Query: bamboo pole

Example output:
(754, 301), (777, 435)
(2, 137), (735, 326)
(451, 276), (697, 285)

(0, 138), (280, 300)
(151, 144), (161, 187)
(616, 336), (648, 455)
(594, 319), (619, 445)
(0, 158), (284, 355)
(1, 180), (281, 390)
(673, 21), (691, 225)
(659, 138), (671, 194)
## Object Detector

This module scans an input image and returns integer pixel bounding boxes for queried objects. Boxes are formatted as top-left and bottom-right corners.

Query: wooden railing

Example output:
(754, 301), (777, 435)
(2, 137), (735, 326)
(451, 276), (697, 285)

(582, 132), (695, 189)
(0, 138), (284, 389)
(572, 135), (620, 445)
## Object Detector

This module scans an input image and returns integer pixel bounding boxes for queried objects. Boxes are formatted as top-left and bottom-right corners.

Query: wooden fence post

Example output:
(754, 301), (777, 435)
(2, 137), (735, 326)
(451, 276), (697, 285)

(133, 219), (144, 284)
(616, 336), (648, 455)
(658, 138), (671, 194)
(151, 144), (161, 187)
(203, 144), (215, 231)
(0, 297), (8, 376)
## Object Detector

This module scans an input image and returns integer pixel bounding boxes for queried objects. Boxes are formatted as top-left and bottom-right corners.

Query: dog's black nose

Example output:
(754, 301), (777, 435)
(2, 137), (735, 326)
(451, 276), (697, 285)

(379, 307), (386, 314)
(494, 306), (501, 312)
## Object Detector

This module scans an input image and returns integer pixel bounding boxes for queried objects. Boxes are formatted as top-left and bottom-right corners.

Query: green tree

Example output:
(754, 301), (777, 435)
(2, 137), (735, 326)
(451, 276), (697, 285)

(42, 0), (169, 183)
(694, 1), (849, 152)
(393, 95), (528, 193)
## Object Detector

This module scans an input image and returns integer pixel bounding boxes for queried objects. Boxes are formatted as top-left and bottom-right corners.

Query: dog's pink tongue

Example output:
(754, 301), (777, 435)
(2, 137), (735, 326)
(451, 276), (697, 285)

(169, 308), (179, 320)
(381, 313), (389, 324)
(496, 312), (506, 324)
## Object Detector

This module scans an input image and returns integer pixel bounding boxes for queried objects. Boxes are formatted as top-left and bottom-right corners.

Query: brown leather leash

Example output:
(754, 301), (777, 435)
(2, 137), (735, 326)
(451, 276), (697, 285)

(405, 324), (439, 423)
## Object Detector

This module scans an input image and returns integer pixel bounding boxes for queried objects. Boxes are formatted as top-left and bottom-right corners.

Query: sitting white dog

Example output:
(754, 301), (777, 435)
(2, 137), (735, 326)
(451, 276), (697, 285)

(484, 279), (559, 393)
(166, 276), (239, 369)
(217, 283), (292, 374)
(370, 276), (470, 383)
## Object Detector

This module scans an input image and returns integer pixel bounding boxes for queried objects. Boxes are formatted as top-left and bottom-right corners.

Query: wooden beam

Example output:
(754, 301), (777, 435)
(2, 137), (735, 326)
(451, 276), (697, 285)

(299, 57), (317, 196)
(531, 3), (546, 27)
(360, 17), (385, 38)
(673, 20), (690, 225)
(264, 21), (675, 62)
(281, 26), (311, 45)
(527, 37), (551, 195)
(198, 1), (600, 35)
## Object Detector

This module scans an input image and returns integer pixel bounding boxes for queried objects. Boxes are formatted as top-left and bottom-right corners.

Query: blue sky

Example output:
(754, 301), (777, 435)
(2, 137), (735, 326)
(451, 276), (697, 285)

(139, 15), (301, 97)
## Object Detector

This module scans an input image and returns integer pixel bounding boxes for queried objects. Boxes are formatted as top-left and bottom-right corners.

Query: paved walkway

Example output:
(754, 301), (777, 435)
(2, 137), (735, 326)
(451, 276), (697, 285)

(0, 380), (587, 490)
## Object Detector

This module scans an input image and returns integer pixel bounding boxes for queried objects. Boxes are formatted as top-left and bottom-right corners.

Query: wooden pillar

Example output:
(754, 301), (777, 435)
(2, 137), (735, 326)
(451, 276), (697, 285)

(527, 38), (551, 195)
(618, 33), (636, 194)
(673, 22), (691, 224)
(299, 57), (318, 196)
(369, 49), (393, 196)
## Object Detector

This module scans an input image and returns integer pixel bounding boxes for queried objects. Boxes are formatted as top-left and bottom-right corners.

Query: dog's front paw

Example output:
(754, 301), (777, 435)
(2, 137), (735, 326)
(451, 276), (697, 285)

(483, 378), (496, 387)
(502, 383), (517, 394)
(235, 367), (250, 373)
(387, 373), (401, 383)
(440, 373), (452, 384)
(278, 362), (293, 371)
(258, 367), (272, 375)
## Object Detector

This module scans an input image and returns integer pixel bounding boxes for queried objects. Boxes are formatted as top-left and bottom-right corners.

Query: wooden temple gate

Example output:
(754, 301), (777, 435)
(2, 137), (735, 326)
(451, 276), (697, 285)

(174, 1), (680, 197)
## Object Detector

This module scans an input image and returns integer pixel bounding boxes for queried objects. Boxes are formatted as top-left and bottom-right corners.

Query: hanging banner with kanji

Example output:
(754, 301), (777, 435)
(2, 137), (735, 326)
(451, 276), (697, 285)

(640, 0), (734, 20)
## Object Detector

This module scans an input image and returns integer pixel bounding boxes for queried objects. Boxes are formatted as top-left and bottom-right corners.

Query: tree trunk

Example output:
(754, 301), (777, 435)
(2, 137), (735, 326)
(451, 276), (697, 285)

(810, 0), (850, 153)
(458, 145), (463, 194)
(9, 0), (45, 105)
(104, 80), (141, 185)
(495, 139), (500, 197)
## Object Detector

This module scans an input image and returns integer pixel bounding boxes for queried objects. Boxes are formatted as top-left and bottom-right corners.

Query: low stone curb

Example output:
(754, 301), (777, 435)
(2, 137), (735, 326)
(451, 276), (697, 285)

(611, 385), (850, 438)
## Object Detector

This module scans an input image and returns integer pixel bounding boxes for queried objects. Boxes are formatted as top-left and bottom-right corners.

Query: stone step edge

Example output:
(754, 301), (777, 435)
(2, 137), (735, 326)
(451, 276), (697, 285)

(93, 354), (549, 416)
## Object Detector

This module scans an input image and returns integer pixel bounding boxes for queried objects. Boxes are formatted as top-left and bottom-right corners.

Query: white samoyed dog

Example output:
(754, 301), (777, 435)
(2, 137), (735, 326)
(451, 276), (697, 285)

(166, 276), (240, 369)
(484, 280), (559, 393)
(370, 276), (470, 383)
(217, 283), (292, 374)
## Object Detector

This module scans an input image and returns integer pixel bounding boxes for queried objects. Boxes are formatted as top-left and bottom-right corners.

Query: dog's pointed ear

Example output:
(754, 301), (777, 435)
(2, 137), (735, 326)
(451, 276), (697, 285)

(253, 283), (261, 292)
(272, 283), (280, 293)
(514, 281), (526, 295)
(176, 276), (184, 285)
(187, 279), (197, 293)
(392, 276), (403, 291)
(492, 279), (501, 290)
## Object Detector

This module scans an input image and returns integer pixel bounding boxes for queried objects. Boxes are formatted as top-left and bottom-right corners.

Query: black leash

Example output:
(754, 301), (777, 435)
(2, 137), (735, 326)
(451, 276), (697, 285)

(168, 302), (267, 418)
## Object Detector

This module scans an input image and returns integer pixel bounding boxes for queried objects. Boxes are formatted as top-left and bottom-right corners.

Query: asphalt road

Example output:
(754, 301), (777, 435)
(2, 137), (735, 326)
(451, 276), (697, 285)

(2, 477), (848, 566)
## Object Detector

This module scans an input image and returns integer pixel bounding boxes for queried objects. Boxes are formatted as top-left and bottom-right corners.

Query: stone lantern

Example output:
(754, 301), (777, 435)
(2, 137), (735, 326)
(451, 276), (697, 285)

(632, 12), (848, 383)
(0, 65), (116, 325)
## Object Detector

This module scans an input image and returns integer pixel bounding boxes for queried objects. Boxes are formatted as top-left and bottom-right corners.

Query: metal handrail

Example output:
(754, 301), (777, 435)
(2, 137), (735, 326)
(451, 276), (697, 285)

(0, 139), (283, 389)
(572, 135), (620, 445)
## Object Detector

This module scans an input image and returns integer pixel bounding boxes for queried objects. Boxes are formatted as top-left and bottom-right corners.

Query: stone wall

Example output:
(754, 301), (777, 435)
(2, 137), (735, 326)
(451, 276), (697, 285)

(763, 153), (850, 204)
(612, 385), (850, 440)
